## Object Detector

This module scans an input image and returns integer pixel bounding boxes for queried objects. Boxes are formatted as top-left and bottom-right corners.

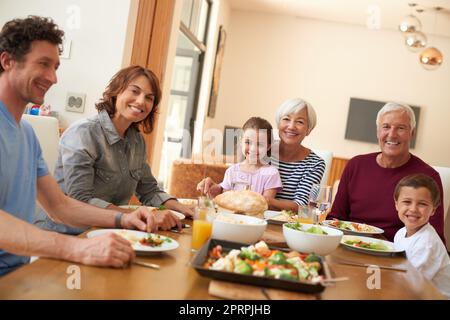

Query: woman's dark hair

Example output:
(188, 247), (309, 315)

(0, 15), (64, 73)
(394, 174), (441, 207)
(95, 65), (162, 133)
(241, 117), (273, 155)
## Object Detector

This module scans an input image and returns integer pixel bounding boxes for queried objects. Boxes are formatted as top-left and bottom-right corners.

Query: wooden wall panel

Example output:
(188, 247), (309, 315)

(130, 0), (175, 164)
(130, 0), (156, 67)
(128, 0), (175, 205)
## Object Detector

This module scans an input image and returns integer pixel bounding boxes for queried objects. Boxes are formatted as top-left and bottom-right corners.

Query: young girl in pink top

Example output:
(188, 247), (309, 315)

(197, 117), (282, 199)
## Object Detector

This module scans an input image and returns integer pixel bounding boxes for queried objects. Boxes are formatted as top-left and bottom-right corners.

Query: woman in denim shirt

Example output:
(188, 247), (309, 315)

(36, 66), (193, 234)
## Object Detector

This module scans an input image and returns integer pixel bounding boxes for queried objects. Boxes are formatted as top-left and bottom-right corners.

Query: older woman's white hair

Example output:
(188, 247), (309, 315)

(275, 98), (317, 134)
(376, 102), (416, 130)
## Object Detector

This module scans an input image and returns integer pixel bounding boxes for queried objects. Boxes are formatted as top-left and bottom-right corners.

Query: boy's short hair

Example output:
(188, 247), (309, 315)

(394, 174), (441, 207)
(0, 15), (64, 73)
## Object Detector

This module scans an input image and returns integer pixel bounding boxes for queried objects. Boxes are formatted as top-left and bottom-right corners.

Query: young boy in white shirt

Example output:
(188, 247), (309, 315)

(394, 173), (450, 299)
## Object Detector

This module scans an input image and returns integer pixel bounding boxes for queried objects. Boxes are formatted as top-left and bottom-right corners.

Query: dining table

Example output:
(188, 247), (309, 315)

(0, 220), (445, 300)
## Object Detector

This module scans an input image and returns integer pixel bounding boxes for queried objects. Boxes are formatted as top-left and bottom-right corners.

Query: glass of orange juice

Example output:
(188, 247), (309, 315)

(191, 197), (215, 251)
(297, 206), (314, 224)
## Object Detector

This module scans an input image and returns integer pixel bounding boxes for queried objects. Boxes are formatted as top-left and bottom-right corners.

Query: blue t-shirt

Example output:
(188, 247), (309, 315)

(0, 101), (49, 276)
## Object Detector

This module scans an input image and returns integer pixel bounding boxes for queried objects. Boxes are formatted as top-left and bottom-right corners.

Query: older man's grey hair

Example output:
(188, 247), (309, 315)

(376, 102), (416, 130)
(275, 98), (317, 134)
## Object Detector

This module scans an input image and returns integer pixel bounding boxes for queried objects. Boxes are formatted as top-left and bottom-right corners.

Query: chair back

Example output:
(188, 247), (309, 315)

(432, 166), (450, 250)
(22, 114), (60, 174)
(167, 159), (230, 199)
(433, 166), (450, 221)
(313, 150), (333, 185)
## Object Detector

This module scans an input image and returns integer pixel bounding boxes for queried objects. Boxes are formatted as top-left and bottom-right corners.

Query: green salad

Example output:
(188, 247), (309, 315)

(344, 239), (389, 251)
(286, 223), (328, 235)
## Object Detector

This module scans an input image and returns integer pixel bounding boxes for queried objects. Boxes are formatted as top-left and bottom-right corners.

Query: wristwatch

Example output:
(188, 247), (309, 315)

(114, 212), (124, 228)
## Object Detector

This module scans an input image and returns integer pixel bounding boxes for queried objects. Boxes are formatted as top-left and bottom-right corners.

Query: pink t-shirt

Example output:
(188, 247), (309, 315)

(220, 163), (282, 195)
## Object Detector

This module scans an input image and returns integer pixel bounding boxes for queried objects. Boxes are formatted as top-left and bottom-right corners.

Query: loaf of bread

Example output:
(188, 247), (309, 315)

(214, 190), (268, 216)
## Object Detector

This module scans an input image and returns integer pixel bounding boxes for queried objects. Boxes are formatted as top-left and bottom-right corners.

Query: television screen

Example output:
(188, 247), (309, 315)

(344, 98), (420, 148)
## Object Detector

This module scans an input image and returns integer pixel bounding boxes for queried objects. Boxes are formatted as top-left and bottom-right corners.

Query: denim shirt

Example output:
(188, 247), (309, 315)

(35, 110), (174, 234)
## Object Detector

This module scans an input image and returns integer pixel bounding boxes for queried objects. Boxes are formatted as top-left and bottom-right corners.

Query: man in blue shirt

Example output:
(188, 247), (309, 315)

(0, 16), (175, 276)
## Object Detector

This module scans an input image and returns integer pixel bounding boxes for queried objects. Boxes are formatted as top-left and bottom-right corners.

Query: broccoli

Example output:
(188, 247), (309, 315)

(268, 251), (287, 265)
(239, 248), (260, 261)
(234, 260), (253, 275)
(279, 269), (298, 281)
(267, 267), (297, 281)
(304, 253), (321, 263)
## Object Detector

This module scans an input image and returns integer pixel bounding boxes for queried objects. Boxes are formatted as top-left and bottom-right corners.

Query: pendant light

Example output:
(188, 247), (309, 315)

(419, 7), (443, 70)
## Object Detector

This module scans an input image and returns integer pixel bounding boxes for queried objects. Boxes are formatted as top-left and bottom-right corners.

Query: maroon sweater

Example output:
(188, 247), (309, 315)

(329, 152), (445, 243)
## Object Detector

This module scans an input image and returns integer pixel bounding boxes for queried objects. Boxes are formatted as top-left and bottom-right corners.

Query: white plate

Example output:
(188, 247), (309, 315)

(86, 229), (179, 254)
(322, 219), (384, 235)
(340, 235), (404, 256)
(263, 210), (296, 225)
(119, 205), (185, 220)
(177, 198), (197, 206)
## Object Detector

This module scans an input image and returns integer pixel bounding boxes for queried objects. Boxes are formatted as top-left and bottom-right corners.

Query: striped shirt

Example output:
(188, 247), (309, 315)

(271, 152), (325, 206)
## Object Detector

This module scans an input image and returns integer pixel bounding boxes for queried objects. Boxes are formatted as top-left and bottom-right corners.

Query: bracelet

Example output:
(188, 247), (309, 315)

(114, 212), (124, 228)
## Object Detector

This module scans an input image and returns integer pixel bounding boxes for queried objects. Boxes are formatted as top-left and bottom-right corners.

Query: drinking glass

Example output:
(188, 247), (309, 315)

(191, 197), (215, 251)
(297, 205), (314, 224)
(308, 184), (332, 224)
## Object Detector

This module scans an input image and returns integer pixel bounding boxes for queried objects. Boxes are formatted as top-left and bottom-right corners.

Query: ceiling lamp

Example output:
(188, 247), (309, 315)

(399, 14), (422, 33)
(399, 3), (421, 33)
(405, 31), (427, 52)
(419, 47), (443, 70)
(419, 7), (444, 70)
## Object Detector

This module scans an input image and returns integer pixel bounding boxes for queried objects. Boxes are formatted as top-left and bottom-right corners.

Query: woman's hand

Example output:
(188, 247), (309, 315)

(163, 199), (194, 218)
(153, 209), (182, 231)
(197, 177), (222, 198)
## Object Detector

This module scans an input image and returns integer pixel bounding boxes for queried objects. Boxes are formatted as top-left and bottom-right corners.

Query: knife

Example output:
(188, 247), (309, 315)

(133, 261), (160, 270)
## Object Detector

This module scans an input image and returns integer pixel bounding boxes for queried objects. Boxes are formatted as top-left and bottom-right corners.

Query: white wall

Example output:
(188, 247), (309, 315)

(205, 10), (450, 167)
(0, 0), (132, 129)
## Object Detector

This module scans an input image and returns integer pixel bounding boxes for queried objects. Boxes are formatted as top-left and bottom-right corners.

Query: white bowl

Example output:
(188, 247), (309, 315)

(211, 212), (267, 244)
(282, 223), (343, 255)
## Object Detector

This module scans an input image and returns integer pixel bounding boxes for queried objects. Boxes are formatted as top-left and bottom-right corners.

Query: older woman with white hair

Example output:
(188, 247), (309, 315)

(267, 98), (325, 211)
(330, 102), (446, 243)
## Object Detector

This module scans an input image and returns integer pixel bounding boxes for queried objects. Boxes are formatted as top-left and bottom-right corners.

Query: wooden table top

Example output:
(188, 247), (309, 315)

(0, 223), (445, 300)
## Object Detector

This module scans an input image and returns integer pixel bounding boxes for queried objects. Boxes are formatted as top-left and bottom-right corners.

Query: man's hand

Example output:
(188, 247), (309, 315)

(75, 233), (135, 268)
(121, 207), (157, 233)
(154, 209), (182, 231)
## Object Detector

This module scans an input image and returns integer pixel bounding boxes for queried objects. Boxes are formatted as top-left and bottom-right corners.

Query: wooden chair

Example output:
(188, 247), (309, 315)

(22, 114), (60, 174)
(313, 149), (333, 186)
(433, 166), (450, 250)
(167, 159), (231, 199)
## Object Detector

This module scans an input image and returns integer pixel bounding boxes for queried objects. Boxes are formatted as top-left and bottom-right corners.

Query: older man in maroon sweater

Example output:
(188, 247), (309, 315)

(329, 102), (445, 243)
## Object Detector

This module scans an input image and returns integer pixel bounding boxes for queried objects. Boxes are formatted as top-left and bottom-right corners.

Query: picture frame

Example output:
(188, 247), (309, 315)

(207, 26), (227, 118)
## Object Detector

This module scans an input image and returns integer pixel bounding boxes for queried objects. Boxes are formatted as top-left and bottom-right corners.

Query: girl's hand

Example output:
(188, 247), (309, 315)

(197, 177), (216, 196)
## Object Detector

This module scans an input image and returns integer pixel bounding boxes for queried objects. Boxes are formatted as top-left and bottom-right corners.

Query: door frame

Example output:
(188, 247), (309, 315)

(130, 0), (176, 164)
